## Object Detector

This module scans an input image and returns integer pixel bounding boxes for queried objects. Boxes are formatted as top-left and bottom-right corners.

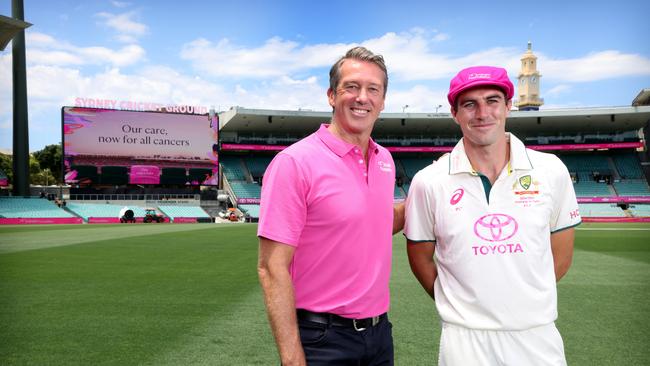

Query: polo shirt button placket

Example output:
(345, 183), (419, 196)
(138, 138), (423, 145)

(353, 150), (368, 181)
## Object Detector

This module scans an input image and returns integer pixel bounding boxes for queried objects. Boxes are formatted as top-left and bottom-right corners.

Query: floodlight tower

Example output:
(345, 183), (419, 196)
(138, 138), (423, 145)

(2, 0), (32, 195)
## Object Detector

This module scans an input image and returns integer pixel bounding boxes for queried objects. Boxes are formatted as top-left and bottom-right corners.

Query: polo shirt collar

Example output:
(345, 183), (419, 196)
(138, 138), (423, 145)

(449, 132), (533, 175)
(316, 123), (379, 157)
(508, 133), (534, 171)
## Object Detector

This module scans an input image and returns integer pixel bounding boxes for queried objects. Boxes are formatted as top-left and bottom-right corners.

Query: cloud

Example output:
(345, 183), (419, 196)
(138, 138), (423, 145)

(432, 33), (450, 42)
(384, 85), (450, 114)
(226, 75), (329, 111)
(24, 32), (145, 67)
(28, 32), (58, 45)
(364, 30), (522, 81)
(111, 1), (131, 8)
(181, 29), (519, 82)
(181, 37), (350, 78)
(539, 51), (650, 82)
(182, 29), (650, 87)
(95, 11), (148, 43)
(545, 84), (572, 97)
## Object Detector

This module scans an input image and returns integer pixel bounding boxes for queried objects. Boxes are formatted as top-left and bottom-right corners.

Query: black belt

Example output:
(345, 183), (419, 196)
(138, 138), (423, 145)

(297, 309), (387, 331)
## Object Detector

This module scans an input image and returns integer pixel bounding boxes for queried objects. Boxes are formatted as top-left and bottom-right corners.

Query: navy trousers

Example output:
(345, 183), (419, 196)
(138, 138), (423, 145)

(297, 315), (394, 365)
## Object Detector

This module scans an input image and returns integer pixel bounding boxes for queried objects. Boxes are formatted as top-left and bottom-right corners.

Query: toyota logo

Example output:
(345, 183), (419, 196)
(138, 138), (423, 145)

(473, 213), (518, 242)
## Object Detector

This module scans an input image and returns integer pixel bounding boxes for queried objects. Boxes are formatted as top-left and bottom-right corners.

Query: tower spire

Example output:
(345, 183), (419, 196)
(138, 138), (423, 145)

(515, 42), (544, 111)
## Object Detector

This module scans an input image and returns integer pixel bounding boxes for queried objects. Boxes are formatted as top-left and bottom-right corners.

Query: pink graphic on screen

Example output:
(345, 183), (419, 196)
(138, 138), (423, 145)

(129, 165), (161, 184)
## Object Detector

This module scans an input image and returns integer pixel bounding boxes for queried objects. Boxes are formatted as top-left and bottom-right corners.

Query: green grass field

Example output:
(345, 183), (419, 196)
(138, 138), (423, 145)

(1, 223), (648, 365)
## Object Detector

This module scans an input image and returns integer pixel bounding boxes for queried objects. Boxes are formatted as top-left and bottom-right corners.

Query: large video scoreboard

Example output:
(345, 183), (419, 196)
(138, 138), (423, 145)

(62, 107), (219, 186)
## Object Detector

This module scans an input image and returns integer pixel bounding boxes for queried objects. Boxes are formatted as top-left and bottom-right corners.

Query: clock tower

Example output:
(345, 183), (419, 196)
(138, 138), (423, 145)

(515, 41), (544, 111)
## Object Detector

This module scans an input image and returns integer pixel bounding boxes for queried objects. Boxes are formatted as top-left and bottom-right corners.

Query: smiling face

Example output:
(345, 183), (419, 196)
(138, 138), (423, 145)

(327, 59), (386, 139)
(451, 86), (512, 150)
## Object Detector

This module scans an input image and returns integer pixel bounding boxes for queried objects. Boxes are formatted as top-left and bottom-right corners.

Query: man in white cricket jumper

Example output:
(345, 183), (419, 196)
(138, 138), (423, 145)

(404, 65), (582, 366)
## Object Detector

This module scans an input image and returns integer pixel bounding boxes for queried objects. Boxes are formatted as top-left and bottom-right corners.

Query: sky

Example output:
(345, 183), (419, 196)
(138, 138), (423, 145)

(1, 0), (650, 152)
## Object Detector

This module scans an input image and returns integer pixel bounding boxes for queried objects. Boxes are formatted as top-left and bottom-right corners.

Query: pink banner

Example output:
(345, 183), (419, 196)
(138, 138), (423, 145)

(129, 165), (161, 184)
(582, 217), (650, 222)
(87, 217), (170, 223)
(172, 217), (198, 223)
(387, 146), (452, 152)
(578, 196), (650, 203)
(0, 217), (83, 225)
(221, 143), (287, 151)
(221, 142), (642, 153)
(238, 198), (261, 204)
(88, 217), (122, 223)
(528, 142), (643, 151)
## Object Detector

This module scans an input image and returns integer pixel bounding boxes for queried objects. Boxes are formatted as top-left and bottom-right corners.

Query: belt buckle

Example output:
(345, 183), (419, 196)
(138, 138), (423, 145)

(353, 319), (366, 332)
(353, 316), (380, 331)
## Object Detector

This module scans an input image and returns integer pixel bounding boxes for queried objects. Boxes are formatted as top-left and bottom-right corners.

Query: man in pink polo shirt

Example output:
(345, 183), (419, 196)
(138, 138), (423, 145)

(257, 46), (403, 366)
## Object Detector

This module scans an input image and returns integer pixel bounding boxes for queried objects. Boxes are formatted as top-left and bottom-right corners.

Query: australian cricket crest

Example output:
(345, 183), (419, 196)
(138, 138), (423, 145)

(519, 175), (531, 190)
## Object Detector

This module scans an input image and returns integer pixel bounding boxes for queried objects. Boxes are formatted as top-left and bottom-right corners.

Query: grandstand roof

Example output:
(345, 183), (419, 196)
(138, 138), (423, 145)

(219, 106), (650, 136)
(0, 14), (31, 50)
(632, 89), (650, 106)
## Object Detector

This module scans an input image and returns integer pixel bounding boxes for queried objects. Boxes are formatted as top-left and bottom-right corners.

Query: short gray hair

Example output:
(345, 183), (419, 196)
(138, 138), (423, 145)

(329, 46), (388, 97)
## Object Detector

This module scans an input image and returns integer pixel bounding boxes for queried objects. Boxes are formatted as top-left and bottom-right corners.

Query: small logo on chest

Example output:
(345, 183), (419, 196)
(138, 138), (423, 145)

(512, 174), (540, 196)
(378, 161), (392, 172)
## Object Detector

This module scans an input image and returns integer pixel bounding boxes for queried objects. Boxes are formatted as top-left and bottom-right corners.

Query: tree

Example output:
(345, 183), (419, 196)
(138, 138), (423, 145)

(0, 153), (12, 183)
(29, 155), (42, 184)
(33, 144), (62, 182)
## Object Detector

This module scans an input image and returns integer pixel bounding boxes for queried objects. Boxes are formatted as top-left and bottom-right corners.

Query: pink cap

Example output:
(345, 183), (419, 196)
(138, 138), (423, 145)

(447, 66), (514, 107)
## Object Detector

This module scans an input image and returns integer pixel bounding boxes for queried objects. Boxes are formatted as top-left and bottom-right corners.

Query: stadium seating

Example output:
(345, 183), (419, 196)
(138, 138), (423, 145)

(220, 156), (248, 181)
(67, 202), (146, 220)
(230, 181), (262, 199)
(157, 205), (210, 220)
(612, 153), (644, 179)
(573, 172), (614, 197)
(613, 179), (650, 196)
(0, 197), (75, 218)
(399, 157), (435, 179)
(560, 154), (610, 175)
(394, 185), (406, 199)
(628, 204), (650, 217)
(238, 204), (260, 219)
(245, 156), (273, 177)
(578, 203), (627, 217)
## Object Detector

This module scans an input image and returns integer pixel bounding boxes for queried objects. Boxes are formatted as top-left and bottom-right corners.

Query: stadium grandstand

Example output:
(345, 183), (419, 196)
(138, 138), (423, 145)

(2, 102), (650, 224)
(217, 102), (650, 223)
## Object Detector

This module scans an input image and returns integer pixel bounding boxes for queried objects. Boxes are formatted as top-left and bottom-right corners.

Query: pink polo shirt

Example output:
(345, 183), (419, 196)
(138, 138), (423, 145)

(258, 124), (395, 318)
